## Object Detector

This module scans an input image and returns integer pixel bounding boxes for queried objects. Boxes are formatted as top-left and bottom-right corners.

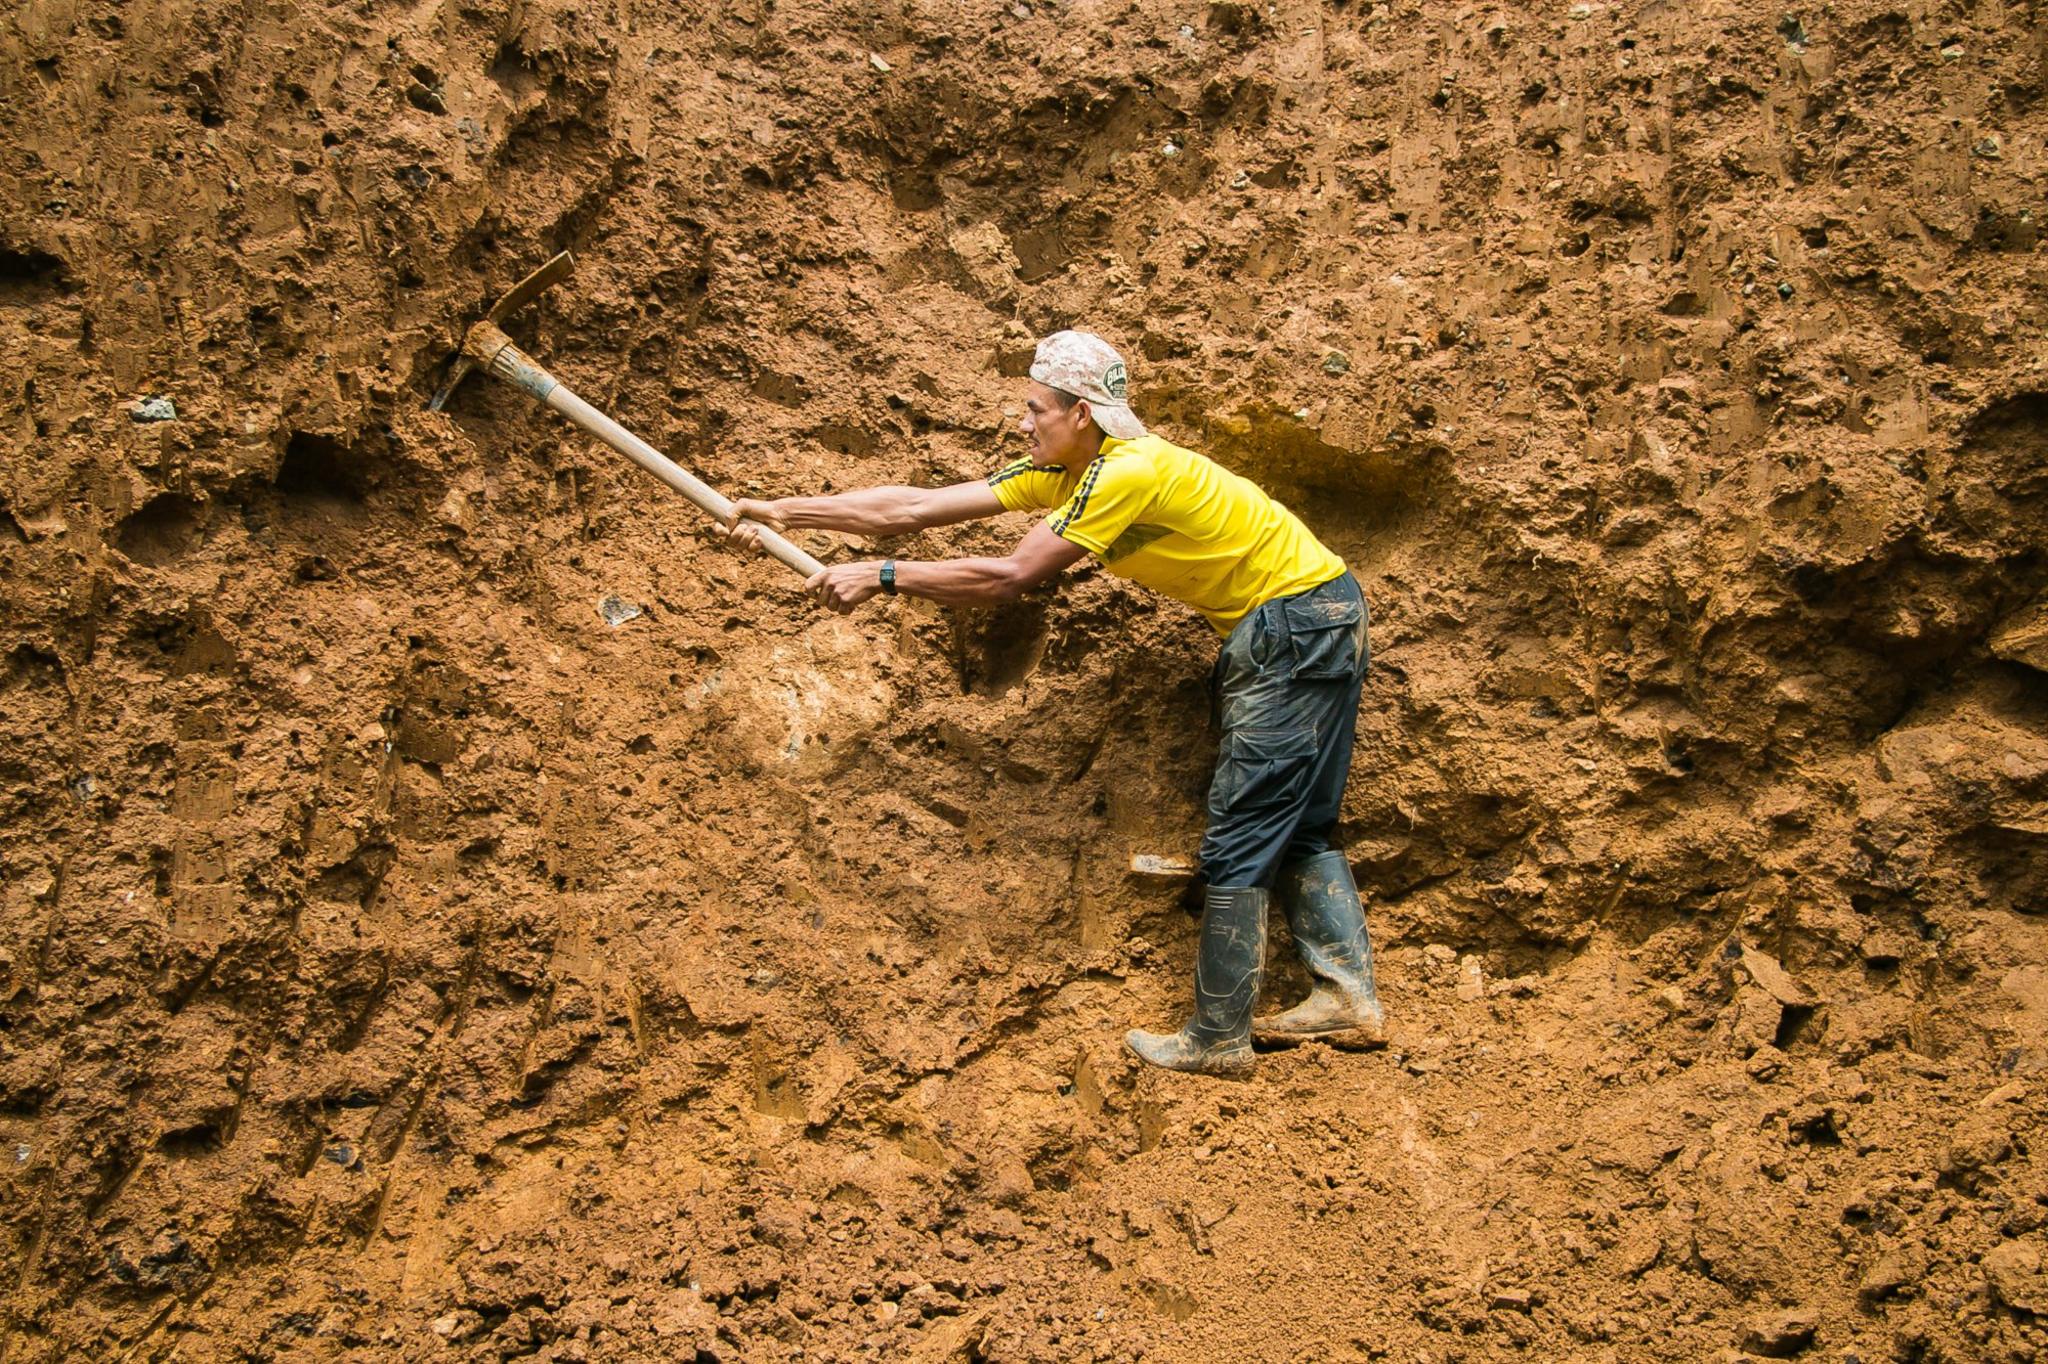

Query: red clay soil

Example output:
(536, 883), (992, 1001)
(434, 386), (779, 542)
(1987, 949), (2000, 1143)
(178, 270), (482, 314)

(2, 1), (2046, 1361)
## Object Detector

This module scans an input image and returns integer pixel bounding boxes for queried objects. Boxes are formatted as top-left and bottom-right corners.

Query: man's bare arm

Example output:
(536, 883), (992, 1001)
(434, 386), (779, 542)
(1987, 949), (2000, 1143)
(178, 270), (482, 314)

(725, 480), (1002, 546)
(893, 521), (1089, 605)
(807, 521), (1090, 613)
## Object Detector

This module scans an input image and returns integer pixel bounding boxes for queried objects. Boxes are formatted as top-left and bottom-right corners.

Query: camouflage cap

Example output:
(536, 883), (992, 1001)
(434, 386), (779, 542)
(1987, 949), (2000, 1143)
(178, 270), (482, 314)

(1028, 330), (1148, 440)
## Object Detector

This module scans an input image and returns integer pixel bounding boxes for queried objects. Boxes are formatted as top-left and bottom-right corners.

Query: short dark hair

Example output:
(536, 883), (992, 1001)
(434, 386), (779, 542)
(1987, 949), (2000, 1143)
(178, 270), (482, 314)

(1045, 387), (1081, 411)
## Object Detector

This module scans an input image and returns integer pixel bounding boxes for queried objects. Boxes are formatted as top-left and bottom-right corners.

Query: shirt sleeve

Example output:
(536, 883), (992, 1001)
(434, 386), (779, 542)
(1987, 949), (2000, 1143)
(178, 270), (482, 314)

(986, 457), (1071, 512)
(1047, 456), (1150, 556)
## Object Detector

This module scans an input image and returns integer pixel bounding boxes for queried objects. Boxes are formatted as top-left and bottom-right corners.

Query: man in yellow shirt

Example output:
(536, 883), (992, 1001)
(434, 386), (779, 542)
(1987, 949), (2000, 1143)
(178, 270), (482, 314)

(723, 332), (1383, 1076)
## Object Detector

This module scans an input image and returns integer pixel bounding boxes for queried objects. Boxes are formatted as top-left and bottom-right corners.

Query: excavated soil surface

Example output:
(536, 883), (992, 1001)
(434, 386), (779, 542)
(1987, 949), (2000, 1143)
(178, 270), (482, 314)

(4, 1), (2048, 1361)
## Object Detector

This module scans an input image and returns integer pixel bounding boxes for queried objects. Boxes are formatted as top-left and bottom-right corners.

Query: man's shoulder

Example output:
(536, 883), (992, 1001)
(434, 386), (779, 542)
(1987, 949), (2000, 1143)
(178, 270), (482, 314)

(1106, 432), (1186, 455)
(1098, 433), (1195, 475)
(989, 456), (1069, 485)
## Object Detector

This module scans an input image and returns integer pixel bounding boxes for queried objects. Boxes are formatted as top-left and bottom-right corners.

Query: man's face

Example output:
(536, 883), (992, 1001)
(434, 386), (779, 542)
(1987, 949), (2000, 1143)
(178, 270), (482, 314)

(1019, 381), (1094, 467)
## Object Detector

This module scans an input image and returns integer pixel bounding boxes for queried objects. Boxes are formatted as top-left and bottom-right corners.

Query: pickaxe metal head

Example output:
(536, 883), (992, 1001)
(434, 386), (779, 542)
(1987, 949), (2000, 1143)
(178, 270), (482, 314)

(426, 251), (576, 411)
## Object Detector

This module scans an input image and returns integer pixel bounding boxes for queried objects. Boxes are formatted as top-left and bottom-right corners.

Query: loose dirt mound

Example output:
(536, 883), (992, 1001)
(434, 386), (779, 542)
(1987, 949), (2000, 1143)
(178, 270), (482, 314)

(2, 1), (2045, 1361)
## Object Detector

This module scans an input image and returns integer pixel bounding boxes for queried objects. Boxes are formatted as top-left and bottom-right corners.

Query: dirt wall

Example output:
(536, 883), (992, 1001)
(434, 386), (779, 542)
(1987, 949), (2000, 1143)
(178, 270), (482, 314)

(2, 1), (2046, 1361)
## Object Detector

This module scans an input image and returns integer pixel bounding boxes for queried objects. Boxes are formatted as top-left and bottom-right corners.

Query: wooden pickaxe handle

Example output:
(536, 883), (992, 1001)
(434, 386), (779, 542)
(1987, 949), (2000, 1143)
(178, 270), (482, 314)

(463, 322), (825, 581)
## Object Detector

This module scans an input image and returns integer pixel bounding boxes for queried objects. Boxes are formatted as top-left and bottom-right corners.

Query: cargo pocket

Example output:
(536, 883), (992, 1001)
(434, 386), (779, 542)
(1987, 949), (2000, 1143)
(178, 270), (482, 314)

(1283, 593), (1365, 681)
(1212, 725), (1319, 816)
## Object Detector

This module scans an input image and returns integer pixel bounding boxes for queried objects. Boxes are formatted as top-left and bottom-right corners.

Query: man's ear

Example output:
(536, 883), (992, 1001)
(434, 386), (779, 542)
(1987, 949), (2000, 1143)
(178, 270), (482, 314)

(1073, 399), (1093, 429)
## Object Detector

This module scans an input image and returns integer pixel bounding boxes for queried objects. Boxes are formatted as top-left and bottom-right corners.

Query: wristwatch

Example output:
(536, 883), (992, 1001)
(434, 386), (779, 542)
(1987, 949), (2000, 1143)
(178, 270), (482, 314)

(880, 560), (898, 595)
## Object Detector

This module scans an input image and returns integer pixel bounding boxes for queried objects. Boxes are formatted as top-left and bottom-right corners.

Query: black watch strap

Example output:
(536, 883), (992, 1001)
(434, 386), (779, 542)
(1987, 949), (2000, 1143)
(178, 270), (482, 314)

(881, 560), (898, 595)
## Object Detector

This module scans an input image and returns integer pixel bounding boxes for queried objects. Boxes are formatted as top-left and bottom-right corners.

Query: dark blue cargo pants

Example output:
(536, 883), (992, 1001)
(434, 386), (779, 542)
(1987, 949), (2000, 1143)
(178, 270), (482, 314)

(1196, 571), (1369, 891)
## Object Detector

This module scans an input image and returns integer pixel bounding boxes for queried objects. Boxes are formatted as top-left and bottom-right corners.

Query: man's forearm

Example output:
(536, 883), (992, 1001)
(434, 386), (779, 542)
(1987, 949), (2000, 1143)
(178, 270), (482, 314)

(770, 487), (928, 536)
(802, 523), (1085, 615)
(895, 557), (1040, 606)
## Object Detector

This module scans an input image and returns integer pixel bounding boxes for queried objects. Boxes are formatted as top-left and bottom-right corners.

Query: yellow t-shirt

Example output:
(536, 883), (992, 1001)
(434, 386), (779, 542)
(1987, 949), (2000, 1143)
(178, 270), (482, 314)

(987, 434), (1346, 634)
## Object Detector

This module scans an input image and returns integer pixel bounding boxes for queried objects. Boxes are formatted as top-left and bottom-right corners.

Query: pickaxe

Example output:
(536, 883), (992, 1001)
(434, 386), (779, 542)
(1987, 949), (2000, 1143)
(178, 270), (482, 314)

(428, 251), (824, 581)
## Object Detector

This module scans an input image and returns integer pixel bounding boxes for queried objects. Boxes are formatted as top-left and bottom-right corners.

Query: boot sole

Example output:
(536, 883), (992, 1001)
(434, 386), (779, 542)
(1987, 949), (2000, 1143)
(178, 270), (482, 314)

(1124, 1034), (1256, 1077)
(1125, 1050), (1257, 1078)
(1146, 1061), (1255, 1078)
(1252, 1025), (1388, 1051)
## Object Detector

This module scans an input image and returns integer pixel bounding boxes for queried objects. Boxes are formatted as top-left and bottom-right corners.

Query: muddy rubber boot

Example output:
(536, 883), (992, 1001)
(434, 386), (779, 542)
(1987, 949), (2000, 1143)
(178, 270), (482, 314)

(1125, 886), (1267, 1077)
(1253, 851), (1386, 1047)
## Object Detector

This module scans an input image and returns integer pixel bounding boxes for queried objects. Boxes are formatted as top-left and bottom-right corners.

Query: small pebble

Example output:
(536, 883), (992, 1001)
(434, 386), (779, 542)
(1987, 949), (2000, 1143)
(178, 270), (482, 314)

(1130, 853), (1195, 878)
(132, 396), (177, 422)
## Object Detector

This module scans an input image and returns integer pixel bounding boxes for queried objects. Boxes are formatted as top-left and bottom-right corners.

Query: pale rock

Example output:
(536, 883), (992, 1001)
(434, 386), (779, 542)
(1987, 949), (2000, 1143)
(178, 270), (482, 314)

(1455, 955), (1485, 1002)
